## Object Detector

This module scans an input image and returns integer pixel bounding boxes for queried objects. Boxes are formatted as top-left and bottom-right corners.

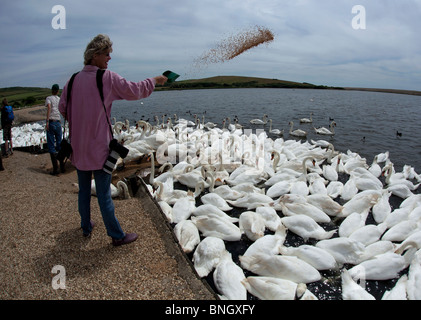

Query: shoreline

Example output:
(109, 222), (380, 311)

(10, 85), (421, 127)
(13, 104), (47, 126)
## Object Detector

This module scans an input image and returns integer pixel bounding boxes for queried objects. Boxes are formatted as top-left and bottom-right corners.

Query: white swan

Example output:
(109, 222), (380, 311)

(350, 167), (383, 192)
(341, 269), (376, 300)
(173, 219), (200, 254)
(372, 190), (392, 223)
(250, 114), (268, 125)
(242, 224), (287, 257)
(255, 206), (282, 232)
(200, 192), (233, 211)
(357, 240), (396, 264)
(266, 179), (292, 198)
(268, 157), (313, 198)
(239, 211), (266, 241)
(387, 183), (414, 199)
(210, 183), (244, 201)
(381, 220), (420, 242)
(338, 211), (368, 238)
(158, 200), (173, 223)
(338, 189), (382, 218)
(177, 164), (210, 189)
(279, 244), (337, 271)
(348, 222), (387, 246)
(316, 237), (365, 266)
(242, 276), (303, 300)
(193, 236), (230, 278)
(368, 155), (382, 178)
(191, 214), (242, 241)
(192, 204), (238, 223)
(340, 177), (358, 201)
(277, 195), (332, 223)
(213, 253), (247, 300)
(281, 215), (336, 241)
(153, 180), (203, 206)
(300, 112), (313, 123)
(172, 191), (196, 224)
(314, 121), (336, 135)
(239, 252), (321, 284)
(309, 176), (328, 195)
(268, 119), (283, 135)
(383, 163), (420, 190)
(306, 194), (344, 217)
(227, 193), (274, 210)
(288, 121), (307, 137)
(322, 155), (340, 181)
(91, 180), (130, 199)
(348, 248), (416, 281)
(326, 181), (343, 199)
(382, 275), (408, 300)
(407, 249), (421, 300)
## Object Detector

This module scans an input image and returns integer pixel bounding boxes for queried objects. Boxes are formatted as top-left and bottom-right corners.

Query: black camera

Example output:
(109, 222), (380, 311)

(56, 139), (72, 162)
(103, 139), (129, 174)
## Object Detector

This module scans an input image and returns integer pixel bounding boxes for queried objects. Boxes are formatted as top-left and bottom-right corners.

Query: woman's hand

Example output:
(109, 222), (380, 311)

(154, 75), (168, 85)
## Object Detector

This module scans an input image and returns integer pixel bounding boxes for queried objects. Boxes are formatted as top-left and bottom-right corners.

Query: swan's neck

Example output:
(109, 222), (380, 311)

(302, 157), (313, 178)
(208, 171), (215, 192)
(149, 153), (155, 185)
(272, 151), (280, 170)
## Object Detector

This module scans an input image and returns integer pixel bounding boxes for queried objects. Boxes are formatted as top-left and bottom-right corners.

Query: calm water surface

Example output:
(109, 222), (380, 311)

(112, 88), (421, 171)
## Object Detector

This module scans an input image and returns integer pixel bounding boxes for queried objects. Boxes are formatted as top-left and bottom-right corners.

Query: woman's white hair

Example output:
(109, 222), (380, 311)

(84, 34), (113, 65)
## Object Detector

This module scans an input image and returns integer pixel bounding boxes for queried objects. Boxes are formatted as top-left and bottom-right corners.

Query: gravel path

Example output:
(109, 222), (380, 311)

(0, 150), (215, 300)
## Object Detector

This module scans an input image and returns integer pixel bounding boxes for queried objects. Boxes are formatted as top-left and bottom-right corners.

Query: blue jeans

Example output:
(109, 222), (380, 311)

(77, 169), (125, 240)
(46, 121), (62, 154)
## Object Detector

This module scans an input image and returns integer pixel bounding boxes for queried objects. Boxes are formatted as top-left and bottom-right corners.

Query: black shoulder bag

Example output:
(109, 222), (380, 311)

(56, 72), (78, 162)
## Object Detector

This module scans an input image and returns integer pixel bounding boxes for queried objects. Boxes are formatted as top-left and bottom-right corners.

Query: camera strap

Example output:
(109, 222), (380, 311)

(96, 69), (114, 139)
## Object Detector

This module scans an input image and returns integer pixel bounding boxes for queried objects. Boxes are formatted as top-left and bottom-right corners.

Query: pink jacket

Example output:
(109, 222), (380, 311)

(59, 65), (156, 170)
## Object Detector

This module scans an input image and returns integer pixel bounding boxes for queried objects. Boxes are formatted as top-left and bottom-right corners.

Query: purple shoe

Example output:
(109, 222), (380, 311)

(83, 220), (95, 237)
(112, 233), (138, 246)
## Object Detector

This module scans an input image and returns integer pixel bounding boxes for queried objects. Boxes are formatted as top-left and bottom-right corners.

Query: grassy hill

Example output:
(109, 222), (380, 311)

(0, 87), (53, 109)
(158, 75), (339, 90)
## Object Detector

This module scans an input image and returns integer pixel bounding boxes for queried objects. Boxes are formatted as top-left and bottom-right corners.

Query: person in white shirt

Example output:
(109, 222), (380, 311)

(45, 84), (64, 175)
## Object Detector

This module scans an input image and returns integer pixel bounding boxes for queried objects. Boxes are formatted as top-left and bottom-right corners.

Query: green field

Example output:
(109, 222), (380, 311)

(0, 87), (54, 109)
(158, 75), (340, 90)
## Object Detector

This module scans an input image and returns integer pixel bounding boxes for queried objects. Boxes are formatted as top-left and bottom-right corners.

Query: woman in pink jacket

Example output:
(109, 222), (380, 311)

(59, 34), (167, 246)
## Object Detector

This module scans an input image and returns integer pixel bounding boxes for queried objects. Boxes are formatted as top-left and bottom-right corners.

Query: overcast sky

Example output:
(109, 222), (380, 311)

(1, 0), (420, 90)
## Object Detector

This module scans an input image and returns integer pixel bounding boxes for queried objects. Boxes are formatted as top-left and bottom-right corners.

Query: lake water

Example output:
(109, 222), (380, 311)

(112, 88), (421, 172)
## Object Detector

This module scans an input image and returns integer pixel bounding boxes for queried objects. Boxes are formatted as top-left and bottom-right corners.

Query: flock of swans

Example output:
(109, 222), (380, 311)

(0, 122), (49, 149)
(5, 113), (421, 300)
(116, 112), (421, 300)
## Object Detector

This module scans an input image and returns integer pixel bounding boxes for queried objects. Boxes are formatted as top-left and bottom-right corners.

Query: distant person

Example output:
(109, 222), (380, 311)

(1, 98), (13, 157)
(59, 34), (167, 246)
(45, 84), (64, 175)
